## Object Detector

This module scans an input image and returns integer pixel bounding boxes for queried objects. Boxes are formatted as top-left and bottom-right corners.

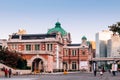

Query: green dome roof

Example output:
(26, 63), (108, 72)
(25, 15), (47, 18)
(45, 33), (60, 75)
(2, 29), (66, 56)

(87, 41), (91, 46)
(47, 22), (67, 36)
(82, 36), (87, 40)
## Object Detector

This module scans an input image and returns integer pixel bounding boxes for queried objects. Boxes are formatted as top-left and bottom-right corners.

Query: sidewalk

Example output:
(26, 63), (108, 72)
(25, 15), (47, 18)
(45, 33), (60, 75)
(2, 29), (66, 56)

(0, 78), (37, 80)
(0, 72), (120, 80)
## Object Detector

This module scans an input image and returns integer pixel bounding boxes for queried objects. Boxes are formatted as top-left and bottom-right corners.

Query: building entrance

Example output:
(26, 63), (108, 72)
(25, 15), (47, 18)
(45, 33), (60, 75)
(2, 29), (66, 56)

(32, 58), (44, 73)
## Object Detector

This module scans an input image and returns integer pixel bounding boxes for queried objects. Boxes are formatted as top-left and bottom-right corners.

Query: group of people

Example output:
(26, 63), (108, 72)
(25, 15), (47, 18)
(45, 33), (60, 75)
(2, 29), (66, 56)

(1, 67), (12, 78)
(93, 65), (105, 77)
(93, 62), (118, 77)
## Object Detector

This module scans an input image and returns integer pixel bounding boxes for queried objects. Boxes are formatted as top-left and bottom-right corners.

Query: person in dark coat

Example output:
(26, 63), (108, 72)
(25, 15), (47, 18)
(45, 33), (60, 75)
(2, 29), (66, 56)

(93, 62), (97, 76)
(8, 69), (12, 78)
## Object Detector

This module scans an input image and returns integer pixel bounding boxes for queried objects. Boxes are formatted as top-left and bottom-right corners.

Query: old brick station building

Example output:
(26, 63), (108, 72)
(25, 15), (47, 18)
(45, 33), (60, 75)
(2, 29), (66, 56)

(7, 22), (94, 72)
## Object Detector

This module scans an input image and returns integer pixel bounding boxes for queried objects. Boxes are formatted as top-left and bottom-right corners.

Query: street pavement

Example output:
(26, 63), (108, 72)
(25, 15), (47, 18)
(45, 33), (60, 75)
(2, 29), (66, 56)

(0, 72), (120, 80)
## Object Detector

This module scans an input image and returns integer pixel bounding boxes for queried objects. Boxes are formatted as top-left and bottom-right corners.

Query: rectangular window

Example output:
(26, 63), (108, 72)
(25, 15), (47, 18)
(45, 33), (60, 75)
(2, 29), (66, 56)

(72, 50), (76, 56)
(12, 44), (17, 49)
(47, 44), (49, 51)
(64, 50), (68, 56)
(15, 44), (17, 49)
(26, 44), (31, 51)
(12, 44), (14, 49)
(50, 44), (52, 51)
(72, 62), (76, 70)
(35, 44), (40, 51)
(47, 44), (52, 51)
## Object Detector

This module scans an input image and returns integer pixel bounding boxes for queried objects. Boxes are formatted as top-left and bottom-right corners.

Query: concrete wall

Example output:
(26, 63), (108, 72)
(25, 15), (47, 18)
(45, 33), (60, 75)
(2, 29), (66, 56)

(0, 63), (16, 74)
(15, 70), (31, 75)
(0, 63), (31, 76)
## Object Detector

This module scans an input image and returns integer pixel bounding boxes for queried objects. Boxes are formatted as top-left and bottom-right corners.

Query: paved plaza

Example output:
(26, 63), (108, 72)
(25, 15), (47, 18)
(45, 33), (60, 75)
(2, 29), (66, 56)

(0, 72), (120, 80)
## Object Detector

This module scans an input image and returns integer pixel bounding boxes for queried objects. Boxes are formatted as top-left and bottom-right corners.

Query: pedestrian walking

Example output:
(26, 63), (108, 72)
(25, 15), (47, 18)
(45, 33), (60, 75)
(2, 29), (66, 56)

(8, 69), (12, 78)
(93, 62), (97, 76)
(99, 68), (103, 79)
(111, 63), (118, 76)
(4, 68), (8, 78)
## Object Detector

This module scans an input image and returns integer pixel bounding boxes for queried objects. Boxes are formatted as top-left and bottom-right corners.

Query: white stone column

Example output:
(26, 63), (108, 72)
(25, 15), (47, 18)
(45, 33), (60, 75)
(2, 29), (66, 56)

(56, 45), (59, 69)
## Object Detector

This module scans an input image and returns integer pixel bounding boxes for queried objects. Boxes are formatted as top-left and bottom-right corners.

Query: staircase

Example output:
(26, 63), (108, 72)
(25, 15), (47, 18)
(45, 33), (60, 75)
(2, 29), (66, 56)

(0, 63), (31, 76)
(0, 63), (17, 76)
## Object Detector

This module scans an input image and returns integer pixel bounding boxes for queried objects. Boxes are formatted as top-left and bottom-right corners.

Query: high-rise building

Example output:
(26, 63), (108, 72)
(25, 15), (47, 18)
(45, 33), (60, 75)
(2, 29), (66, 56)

(95, 30), (120, 69)
(96, 30), (113, 58)
(108, 34), (120, 58)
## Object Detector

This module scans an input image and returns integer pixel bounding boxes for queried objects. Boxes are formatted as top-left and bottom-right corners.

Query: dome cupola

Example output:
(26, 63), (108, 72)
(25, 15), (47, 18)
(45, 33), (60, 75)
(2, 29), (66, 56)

(47, 22), (67, 36)
(82, 36), (87, 40)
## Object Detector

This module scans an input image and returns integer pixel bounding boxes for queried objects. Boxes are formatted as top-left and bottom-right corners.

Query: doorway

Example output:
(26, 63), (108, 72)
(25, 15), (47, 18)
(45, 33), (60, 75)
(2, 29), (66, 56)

(32, 58), (44, 73)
